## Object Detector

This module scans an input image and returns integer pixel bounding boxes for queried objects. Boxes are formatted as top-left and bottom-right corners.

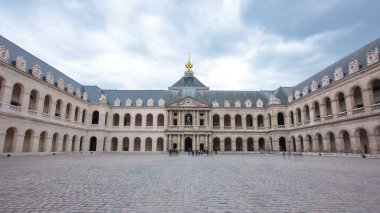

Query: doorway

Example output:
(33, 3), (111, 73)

(200, 143), (204, 151)
(185, 137), (192, 152)
(172, 143), (177, 150)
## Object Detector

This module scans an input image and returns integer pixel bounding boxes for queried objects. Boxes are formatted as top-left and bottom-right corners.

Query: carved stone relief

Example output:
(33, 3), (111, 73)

(0, 46), (9, 62)
(245, 99), (252, 108)
(32, 64), (41, 78)
(66, 84), (73, 94)
(294, 90), (301, 99)
(98, 94), (107, 104)
(367, 47), (379, 66)
(57, 78), (64, 90)
(224, 100), (230, 108)
(147, 98), (154, 107)
(268, 95), (281, 105)
(75, 88), (81, 98)
(136, 99), (143, 107)
(303, 86), (309, 96)
(125, 98), (132, 107)
(311, 80), (318, 92)
(16, 56), (27, 71)
(288, 95), (293, 103)
(82, 92), (88, 101)
(46, 72), (54, 84)
(334, 66), (344, 81)
(212, 100), (219, 107)
(256, 98), (263, 108)
(114, 98), (120, 107)
(348, 59), (359, 74)
(158, 98), (165, 107)
(234, 100), (241, 108)
(321, 75), (330, 87)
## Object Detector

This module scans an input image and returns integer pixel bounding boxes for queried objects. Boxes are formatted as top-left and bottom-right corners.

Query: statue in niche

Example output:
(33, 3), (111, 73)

(185, 114), (192, 125)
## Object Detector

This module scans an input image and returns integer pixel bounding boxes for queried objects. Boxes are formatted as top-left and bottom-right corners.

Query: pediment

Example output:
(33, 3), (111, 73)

(169, 97), (209, 108)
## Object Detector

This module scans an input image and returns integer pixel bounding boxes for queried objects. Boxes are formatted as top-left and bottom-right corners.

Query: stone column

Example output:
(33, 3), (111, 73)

(1, 84), (13, 109)
(309, 107), (315, 125)
(220, 139), (225, 152)
(57, 137), (63, 152)
(322, 136), (330, 152)
(272, 140), (279, 152)
(142, 115), (147, 128)
(242, 116), (247, 129)
(220, 117), (224, 130)
(231, 117), (236, 129)
(45, 136), (53, 153)
(345, 94), (354, 116)
(14, 134), (25, 153)
(331, 99), (338, 119)
(319, 103), (326, 122)
(153, 138), (157, 152)
(37, 97), (45, 114)
(178, 110), (182, 126)
(368, 134), (378, 154)
(21, 91), (30, 111)
(303, 139), (309, 152)
(153, 115), (157, 129)
(253, 139), (259, 151)
(0, 132), (5, 153)
(131, 115), (135, 128)
(141, 138), (146, 152)
(231, 138), (236, 151)
(361, 88), (372, 112)
(350, 135), (359, 154)
(117, 138), (123, 152)
(242, 138), (247, 152)
(129, 138), (134, 152)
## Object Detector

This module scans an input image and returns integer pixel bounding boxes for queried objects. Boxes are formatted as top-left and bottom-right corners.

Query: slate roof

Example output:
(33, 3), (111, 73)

(0, 35), (84, 94)
(291, 36), (380, 97)
(1, 35), (379, 107)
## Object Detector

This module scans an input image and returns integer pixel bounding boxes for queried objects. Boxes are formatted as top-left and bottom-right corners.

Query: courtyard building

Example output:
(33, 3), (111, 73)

(0, 35), (379, 156)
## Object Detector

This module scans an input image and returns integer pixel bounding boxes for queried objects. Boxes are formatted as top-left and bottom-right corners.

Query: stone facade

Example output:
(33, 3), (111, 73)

(0, 36), (380, 156)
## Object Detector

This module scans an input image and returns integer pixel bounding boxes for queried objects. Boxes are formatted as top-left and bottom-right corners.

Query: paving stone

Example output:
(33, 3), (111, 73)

(0, 153), (379, 212)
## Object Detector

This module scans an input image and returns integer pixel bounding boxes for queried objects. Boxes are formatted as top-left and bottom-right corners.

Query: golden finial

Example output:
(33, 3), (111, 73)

(184, 51), (194, 74)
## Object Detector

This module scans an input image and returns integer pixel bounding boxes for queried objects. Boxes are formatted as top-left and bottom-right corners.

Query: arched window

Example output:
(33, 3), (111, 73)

(289, 111), (294, 125)
(246, 115), (253, 127)
(82, 109), (87, 123)
(124, 113), (131, 126)
(259, 138), (266, 151)
(74, 107), (80, 121)
(157, 114), (164, 126)
(277, 112), (284, 126)
(43, 95), (52, 114)
(313, 102), (320, 119)
(89, 136), (97, 151)
(3, 127), (16, 153)
(304, 105), (310, 121)
(62, 134), (69, 152)
(145, 137), (152, 151)
(55, 99), (62, 117)
(328, 132), (336, 152)
(111, 137), (118, 151)
(353, 87), (363, 108)
(10, 83), (23, 107)
(135, 114), (142, 126)
(224, 138), (231, 151)
(337, 92), (346, 112)
(213, 138), (220, 151)
(342, 131), (351, 153)
(92, 111), (99, 124)
(224, 115), (231, 127)
(146, 114), (153, 126)
(325, 98), (332, 116)
(157, 138), (164, 151)
(51, 133), (59, 152)
(268, 114), (272, 127)
(296, 108), (302, 123)
(257, 115), (264, 128)
(123, 137), (129, 151)
(213, 114), (220, 127)
(235, 114), (242, 128)
(38, 131), (47, 152)
(247, 138), (254, 151)
(113, 113), (120, 126)
(299, 136), (304, 152)
(28, 89), (38, 111)
(21, 129), (33, 153)
(236, 137), (243, 151)
(372, 79), (380, 104)
(134, 137), (141, 151)
(65, 103), (72, 120)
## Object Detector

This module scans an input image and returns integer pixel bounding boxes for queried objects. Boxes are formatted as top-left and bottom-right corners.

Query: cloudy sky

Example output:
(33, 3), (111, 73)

(1, 0), (380, 91)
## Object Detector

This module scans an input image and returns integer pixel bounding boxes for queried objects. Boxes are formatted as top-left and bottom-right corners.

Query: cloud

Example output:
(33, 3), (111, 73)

(0, 0), (379, 92)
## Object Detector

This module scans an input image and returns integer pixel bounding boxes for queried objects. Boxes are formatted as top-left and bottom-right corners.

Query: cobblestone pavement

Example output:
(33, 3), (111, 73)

(0, 153), (380, 213)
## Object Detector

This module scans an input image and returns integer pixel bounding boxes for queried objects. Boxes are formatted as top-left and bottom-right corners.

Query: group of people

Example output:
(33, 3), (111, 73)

(188, 149), (209, 156)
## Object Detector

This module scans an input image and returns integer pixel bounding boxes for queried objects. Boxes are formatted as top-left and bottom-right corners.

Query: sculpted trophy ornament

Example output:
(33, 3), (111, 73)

(212, 100), (219, 107)
(158, 98), (165, 107)
(348, 59), (359, 74)
(268, 95), (281, 105)
(321, 75), (330, 87)
(0, 45), (9, 62)
(311, 80), (318, 92)
(75, 88), (81, 98)
(136, 99), (143, 107)
(82, 92), (88, 101)
(303, 86), (309, 96)
(147, 98), (154, 107)
(366, 47), (379, 66)
(245, 99), (252, 108)
(46, 72), (54, 84)
(66, 84), (73, 94)
(256, 98), (263, 108)
(114, 98), (121, 107)
(224, 100), (230, 108)
(288, 95), (294, 103)
(57, 78), (64, 90)
(16, 56), (27, 71)
(294, 90), (301, 99)
(334, 67), (344, 81)
(98, 93), (107, 104)
(32, 64), (41, 78)
(125, 98), (132, 107)
(234, 100), (241, 108)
